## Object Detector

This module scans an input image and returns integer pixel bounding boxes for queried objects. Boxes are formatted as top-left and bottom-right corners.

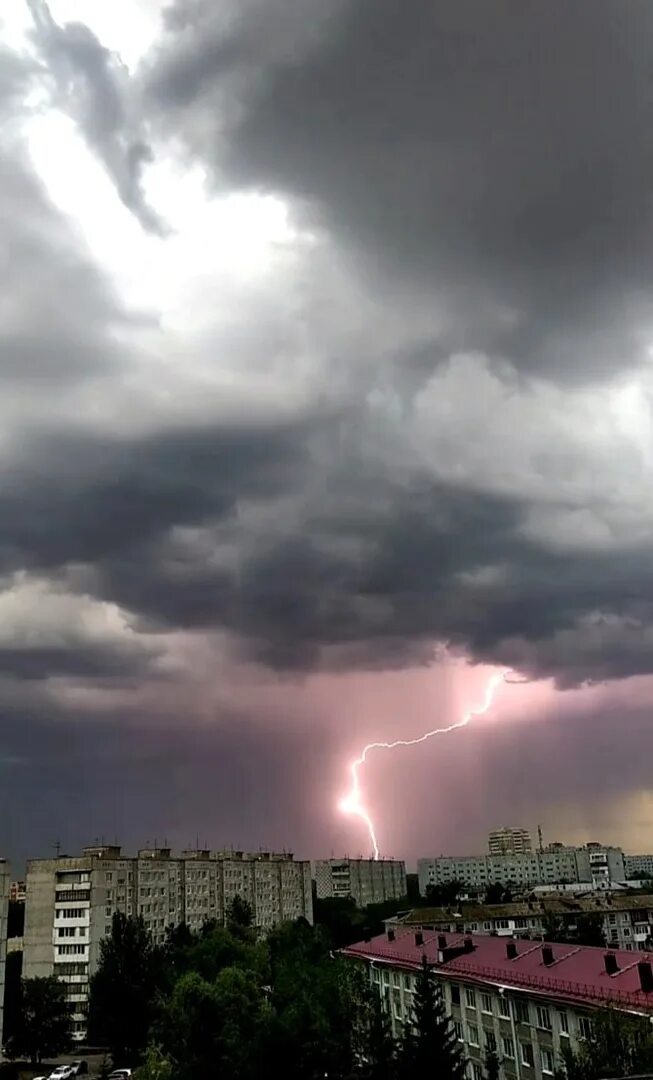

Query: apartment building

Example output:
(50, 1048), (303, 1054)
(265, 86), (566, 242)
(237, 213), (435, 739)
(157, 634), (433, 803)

(314, 858), (407, 907)
(0, 860), (9, 1050)
(418, 845), (626, 894)
(625, 854), (653, 879)
(9, 881), (25, 903)
(343, 929), (653, 1080)
(393, 893), (653, 952)
(23, 845), (312, 1040)
(489, 829), (532, 856)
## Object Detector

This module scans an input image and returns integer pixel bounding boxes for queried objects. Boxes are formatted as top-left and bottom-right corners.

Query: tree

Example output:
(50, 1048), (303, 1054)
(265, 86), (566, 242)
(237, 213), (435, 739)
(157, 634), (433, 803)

(484, 1048), (500, 1080)
(6, 976), (71, 1064)
(133, 1046), (175, 1080)
(362, 987), (397, 1080)
(226, 895), (253, 937)
(88, 913), (163, 1066)
(557, 1008), (653, 1080)
(399, 957), (465, 1080)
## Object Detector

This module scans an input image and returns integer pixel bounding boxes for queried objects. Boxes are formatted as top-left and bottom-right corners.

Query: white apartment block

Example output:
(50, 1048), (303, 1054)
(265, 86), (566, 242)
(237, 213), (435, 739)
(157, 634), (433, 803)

(23, 845), (312, 1040)
(489, 829), (532, 856)
(343, 929), (653, 1080)
(314, 858), (407, 906)
(418, 845), (626, 894)
(0, 860), (9, 1051)
(625, 854), (653, 879)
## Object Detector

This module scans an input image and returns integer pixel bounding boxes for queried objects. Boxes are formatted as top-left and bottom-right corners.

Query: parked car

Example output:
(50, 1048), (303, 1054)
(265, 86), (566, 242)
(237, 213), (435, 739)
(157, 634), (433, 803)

(70, 1063), (88, 1076)
(49, 1067), (76, 1080)
(108, 1071), (132, 1079)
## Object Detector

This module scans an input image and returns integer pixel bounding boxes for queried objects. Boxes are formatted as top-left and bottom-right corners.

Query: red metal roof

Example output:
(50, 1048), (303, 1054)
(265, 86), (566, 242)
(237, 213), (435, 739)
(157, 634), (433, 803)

(342, 930), (653, 1013)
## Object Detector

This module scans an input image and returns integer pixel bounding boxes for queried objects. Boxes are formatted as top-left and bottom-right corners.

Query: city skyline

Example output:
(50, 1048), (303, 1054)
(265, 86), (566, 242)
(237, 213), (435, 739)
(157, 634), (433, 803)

(2, 2), (653, 868)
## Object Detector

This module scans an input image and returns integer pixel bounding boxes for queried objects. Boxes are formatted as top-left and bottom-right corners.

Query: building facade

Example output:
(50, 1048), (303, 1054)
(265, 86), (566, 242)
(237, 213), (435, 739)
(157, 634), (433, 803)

(625, 854), (653, 879)
(314, 858), (407, 906)
(0, 860), (9, 1051)
(418, 845), (626, 894)
(343, 929), (653, 1080)
(392, 893), (653, 952)
(23, 845), (312, 1040)
(489, 829), (533, 856)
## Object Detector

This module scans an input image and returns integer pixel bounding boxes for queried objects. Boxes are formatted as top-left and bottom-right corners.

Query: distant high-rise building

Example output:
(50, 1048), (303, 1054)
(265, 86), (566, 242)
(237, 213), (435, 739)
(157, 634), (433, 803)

(418, 844), (626, 895)
(0, 860), (10, 1050)
(488, 827), (532, 855)
(625, 854), (653, 879)
(314, 858), (406, 907)
(9, 880), (26, 903)
(23, 845), (312, 1040)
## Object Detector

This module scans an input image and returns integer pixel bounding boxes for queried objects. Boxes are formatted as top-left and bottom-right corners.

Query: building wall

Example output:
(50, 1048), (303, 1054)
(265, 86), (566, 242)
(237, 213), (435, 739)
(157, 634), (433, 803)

(23, 846), (312, 1041)
(314, 859), (407, 906)
(0, 861), (9, 1051)
(489, 829), (533, 856)
(365, 956), (595, 1080)
(625, 854), (653, 878)
(418, 846), (625, 894)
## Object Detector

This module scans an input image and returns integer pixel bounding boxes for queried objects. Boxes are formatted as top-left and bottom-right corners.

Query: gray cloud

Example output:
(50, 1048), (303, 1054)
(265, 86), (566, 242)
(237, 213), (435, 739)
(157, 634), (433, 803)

(148, 0), (653, 380)
(26, 0), (166, 234)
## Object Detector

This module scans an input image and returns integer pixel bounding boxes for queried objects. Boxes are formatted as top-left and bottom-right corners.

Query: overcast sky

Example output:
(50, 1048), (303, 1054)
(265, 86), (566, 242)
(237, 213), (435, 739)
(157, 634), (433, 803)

(2, 0), (653, 869)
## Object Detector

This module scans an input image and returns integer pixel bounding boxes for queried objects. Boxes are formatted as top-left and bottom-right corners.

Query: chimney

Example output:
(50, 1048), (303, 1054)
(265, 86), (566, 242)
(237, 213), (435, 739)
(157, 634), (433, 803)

(638, 961), (653, 993)
(463, 936), (474, 953)
(415, 931), (424, 947)
(438, 934), (447, 950)
(387, 928), (395, 943)
(541, 945), (554, 966)
(604, 952), (619, 976)
(506, 941), (518, 960)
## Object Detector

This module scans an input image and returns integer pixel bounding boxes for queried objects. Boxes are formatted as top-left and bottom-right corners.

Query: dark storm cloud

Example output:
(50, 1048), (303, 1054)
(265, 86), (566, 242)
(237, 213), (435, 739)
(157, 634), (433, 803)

(148, 0), (653, 379)
(26, 0), (166, 234)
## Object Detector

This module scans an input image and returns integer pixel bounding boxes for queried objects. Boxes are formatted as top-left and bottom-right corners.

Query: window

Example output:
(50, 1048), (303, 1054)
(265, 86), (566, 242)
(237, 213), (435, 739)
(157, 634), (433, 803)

(521, 1042), (534, 1068)
(468, 1024), (479, 1046)
(541, 1048), (554, 1074)
(451, 984), (461, 1006)
(454, 1021), (464, 1042)
(392, 972), (401, 988)
(578, 1016), (593, 1040)
(485, 1032), (496, 1052)
(471, 1065), (483, 1080)
(502, 1036), (515, 1059)
(498, 996), (510, 1019)
(609, 914), (616, 925)
(558, 1011), (569, 1035)
(536, 1006), (552, 1031)
(58, 927), (76, 938)
(465, 988), (476, 1008)
(481, 993), (493, 1014)
(513, 1000), (530, 1024)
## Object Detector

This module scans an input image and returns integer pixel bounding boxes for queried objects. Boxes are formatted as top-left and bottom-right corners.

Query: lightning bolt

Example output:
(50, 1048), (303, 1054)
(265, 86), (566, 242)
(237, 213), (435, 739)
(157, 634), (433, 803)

(338, 669), (510, 859)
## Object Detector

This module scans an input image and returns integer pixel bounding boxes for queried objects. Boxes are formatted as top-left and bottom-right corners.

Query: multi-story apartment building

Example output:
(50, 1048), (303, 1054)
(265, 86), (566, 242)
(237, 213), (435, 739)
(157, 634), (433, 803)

(23, 845), (312, 1040)
(489, 829), (532, 856)
(0, 860), (9, 1050)
(9, 881), (26, 903)
(343, 929), (653, 1080)
(625, 854), (653, 879)
(314, 858), (407, 907)
(391, 893), (653, 952)
(419, 845), (626, 894)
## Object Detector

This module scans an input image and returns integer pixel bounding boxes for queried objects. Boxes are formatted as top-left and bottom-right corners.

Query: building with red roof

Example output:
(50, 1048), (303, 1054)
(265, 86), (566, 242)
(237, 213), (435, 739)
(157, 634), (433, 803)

(342, 929), (653, 1080)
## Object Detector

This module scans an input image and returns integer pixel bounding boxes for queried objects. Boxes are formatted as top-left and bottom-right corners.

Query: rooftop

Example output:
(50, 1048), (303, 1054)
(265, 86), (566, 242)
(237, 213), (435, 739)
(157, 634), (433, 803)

(342, 930), (653, 1013)
(398, 894), (653, 924)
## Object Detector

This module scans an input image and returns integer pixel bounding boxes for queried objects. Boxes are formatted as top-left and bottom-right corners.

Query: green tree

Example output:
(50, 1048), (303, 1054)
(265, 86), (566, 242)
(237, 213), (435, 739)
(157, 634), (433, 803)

(6, 976), (71, 1064)
(226, 895), (254, 937)
(557, 1008), (653, 1080)
(88, 913), (163, 1066)
(399, 957), (465, 1080)
(484, 1048), (500, 1080)
(157, 966), (266, 1080)
(133, 1046), (175, 1080)
(362, 986), (397, 1080)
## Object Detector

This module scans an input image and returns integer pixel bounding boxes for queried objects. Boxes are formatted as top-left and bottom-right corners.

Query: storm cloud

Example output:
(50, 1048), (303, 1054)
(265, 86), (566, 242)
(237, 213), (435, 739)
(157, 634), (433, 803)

(2, 0), (653, 862)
